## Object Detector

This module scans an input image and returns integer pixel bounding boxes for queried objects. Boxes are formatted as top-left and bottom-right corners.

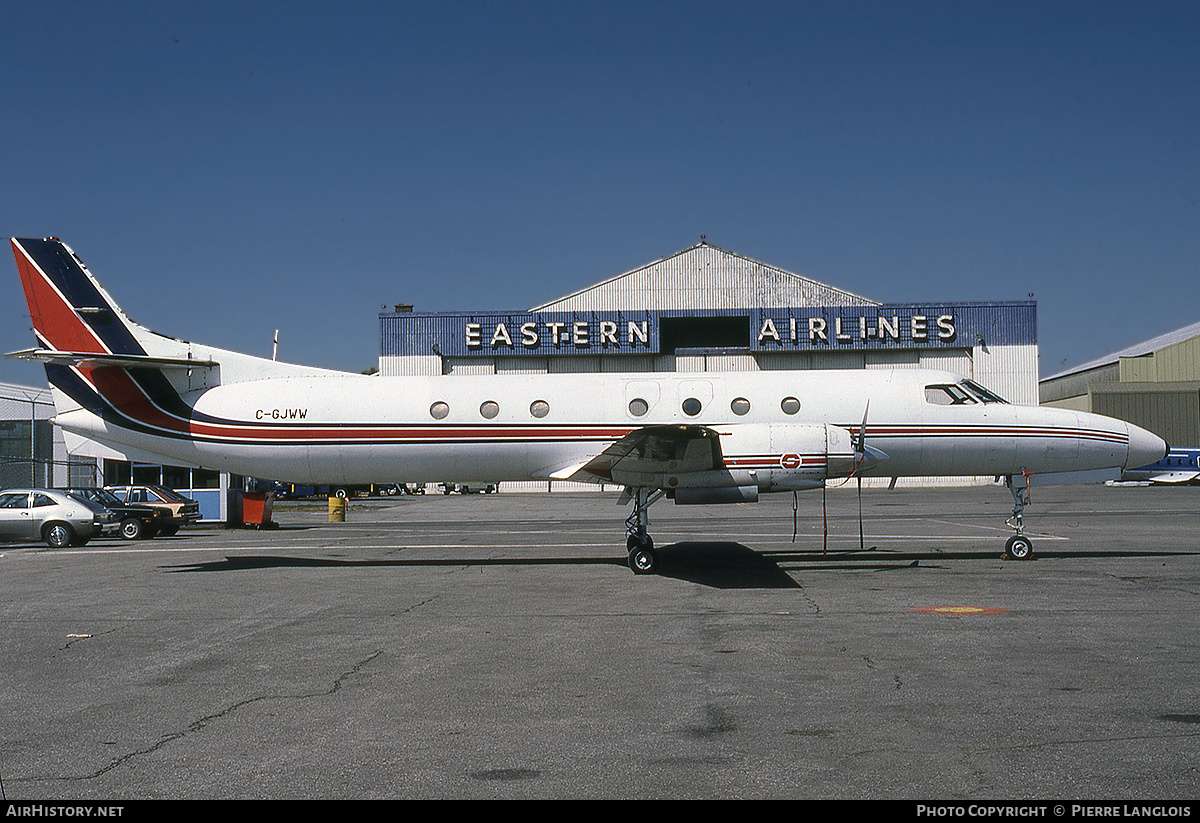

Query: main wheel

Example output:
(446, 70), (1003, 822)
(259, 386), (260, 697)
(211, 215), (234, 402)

(1005, 534), (1034, 560)
(628, 546), (657, 574)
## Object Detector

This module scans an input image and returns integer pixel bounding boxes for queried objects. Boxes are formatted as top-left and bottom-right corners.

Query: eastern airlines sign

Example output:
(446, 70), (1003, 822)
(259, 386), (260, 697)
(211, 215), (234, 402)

(465, 317), (652, 350)
(753, 311), (957, 346)
(381, 303), (1034, 357)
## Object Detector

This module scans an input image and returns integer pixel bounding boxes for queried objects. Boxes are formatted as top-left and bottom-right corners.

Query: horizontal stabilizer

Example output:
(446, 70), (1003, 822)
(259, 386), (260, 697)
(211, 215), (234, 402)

(6, 347), (217, 370)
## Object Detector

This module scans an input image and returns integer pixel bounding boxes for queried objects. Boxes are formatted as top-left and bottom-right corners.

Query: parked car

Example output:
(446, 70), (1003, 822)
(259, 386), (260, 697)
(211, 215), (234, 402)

(0, 488), (113, 548)
(61, 487), (167, 539)
(104, 485), (202, 535)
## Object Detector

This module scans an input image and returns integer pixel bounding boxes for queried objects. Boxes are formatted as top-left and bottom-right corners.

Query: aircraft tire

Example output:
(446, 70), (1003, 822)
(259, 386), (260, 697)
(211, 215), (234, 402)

(628, 546), (656, 574)
(1004, 534), (1034, 560)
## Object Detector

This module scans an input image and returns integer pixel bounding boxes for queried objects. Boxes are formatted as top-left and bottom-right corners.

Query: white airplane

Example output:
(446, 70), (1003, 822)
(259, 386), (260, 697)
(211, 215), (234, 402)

(9, 237), (1169, 572)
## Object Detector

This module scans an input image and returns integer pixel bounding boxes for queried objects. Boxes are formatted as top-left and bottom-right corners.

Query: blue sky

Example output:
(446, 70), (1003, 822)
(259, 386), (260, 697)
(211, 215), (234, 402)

(1, 1), (1196, 386)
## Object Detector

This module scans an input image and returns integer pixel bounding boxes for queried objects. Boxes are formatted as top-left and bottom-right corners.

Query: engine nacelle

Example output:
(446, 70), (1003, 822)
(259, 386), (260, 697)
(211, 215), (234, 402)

(714, 422), (859, 492)
(611, 422), (882, 505)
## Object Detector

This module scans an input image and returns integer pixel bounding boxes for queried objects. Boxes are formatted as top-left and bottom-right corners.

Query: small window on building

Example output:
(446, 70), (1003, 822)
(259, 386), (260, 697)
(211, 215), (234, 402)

(781, 397), (800, 415)
(194, 468), (221, 489)
(530, 400), (550, 418)
(628, 398), (649, 417)
(731, 397), (751, 416)
(430, 401), (450, 420)
(480, 401), (500, 419)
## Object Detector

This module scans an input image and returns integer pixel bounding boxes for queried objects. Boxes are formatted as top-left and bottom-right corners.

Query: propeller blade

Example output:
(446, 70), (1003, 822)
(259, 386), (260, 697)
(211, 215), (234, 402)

(856, 401), (870, 454)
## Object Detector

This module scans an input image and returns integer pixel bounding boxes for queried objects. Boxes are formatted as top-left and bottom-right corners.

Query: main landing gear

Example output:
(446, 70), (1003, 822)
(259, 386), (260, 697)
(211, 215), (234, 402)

(625, 487), (664, 574)
(1004, 474), (1035, 560)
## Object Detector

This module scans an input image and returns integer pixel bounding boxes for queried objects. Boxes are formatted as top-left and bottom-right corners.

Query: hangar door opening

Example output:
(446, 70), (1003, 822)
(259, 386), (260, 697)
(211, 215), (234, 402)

(659, 315), (750, 354)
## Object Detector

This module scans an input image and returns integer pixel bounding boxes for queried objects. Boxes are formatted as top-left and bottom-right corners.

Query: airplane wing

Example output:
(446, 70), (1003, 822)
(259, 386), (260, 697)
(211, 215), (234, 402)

(1146, 470), (1200, 484)
(540, 425), (725, 484)
(6, 348), (218, 370)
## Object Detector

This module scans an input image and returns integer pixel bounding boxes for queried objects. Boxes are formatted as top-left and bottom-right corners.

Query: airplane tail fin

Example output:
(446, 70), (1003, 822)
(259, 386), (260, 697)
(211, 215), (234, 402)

(11, 237), (189, 364)
(11, 237), (346, 382)
(9, 237), (353, 464)
(9, 237), (223, 425)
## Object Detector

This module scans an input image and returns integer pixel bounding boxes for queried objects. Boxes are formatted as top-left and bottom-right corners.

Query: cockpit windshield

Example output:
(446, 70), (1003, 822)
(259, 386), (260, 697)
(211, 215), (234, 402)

(924, 380), (1009, 406)
(924, 384), (975, 405)
(961, 379), (1008, 404)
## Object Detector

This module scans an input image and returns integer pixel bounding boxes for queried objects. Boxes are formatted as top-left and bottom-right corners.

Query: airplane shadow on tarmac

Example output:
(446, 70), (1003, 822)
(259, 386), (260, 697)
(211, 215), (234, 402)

(162, 542), (799, 589)
(161, 541), (1197, 590)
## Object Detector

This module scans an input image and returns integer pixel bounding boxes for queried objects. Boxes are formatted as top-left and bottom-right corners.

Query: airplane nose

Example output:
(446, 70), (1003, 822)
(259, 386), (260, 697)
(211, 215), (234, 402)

(1125, 421), (1169, 469)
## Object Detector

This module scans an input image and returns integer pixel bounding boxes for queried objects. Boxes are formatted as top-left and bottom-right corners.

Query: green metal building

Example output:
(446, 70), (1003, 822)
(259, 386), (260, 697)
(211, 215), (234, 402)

(1039, 321), (1200, 448)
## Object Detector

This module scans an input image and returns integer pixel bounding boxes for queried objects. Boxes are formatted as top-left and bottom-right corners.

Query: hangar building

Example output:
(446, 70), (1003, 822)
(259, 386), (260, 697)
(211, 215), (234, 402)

(1040, 320), (1200, 448)
(381, 242), (1038, 403)
(379, 241), (1038, 490)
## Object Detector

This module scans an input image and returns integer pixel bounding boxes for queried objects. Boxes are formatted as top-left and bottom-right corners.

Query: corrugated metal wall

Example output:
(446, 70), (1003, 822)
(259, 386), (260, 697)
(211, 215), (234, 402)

(378, 243), (1039, 410)
(1040, 326), (1200, 443)
(1092, 383), (1200, 447)
(532, 243), (879, 313)
(1120, 336), (1200, 383)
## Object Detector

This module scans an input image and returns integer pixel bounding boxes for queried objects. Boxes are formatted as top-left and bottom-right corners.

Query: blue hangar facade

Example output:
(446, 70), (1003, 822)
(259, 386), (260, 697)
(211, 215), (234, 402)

(377, 242), (1037, 411)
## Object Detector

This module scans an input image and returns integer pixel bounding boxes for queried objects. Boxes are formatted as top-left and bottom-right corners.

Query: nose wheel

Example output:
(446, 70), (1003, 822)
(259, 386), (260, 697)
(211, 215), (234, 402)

(1004, 533), (1034, 560)
(1004, 474), (1035, 560)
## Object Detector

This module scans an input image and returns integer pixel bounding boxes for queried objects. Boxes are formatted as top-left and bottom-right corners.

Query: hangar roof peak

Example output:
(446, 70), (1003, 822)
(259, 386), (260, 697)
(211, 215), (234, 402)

(530, 242), (879, 313)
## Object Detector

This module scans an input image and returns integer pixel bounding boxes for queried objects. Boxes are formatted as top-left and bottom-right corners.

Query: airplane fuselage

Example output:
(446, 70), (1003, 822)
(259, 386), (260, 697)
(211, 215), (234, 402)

(52, 366), (1157, 489)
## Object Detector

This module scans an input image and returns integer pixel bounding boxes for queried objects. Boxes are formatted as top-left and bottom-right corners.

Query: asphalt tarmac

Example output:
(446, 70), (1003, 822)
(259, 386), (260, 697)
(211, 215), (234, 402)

(2, 482), (1198, 800)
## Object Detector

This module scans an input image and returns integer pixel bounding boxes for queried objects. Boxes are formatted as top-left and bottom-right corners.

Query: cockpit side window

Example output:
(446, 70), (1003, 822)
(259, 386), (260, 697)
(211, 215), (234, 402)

(924, 384), (976, 406)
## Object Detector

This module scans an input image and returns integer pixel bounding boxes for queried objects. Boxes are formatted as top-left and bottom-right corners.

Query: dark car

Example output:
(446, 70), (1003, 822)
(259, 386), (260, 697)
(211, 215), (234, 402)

(61, 487), (167, 539)
(104, 485), (202, 535)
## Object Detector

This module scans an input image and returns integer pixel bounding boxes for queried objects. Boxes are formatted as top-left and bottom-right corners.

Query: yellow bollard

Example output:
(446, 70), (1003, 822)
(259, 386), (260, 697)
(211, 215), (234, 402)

(328, 496), (347, 523)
